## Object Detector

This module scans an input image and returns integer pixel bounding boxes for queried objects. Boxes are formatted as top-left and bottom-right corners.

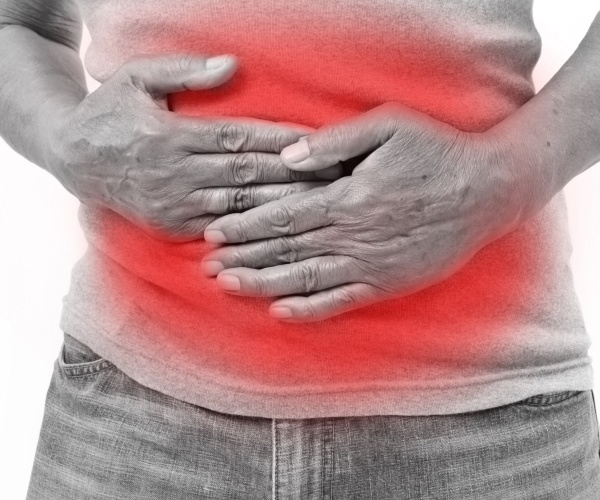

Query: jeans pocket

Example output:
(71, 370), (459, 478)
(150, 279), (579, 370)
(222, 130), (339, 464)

(515, 390), (585, 407)
(58, 332), (113, 378)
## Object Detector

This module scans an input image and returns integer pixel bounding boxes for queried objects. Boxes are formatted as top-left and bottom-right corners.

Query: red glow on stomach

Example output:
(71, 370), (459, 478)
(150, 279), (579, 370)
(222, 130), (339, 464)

(82, 17), (552, 394)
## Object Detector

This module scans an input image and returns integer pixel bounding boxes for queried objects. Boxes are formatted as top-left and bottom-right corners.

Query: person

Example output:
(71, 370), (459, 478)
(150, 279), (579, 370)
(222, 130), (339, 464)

(1, 0), (599, 498)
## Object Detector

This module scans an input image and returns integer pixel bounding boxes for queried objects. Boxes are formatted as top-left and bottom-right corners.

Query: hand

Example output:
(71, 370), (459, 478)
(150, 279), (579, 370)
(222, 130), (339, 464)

(43, 54), (340, 241)
(201, 102), (529, 322)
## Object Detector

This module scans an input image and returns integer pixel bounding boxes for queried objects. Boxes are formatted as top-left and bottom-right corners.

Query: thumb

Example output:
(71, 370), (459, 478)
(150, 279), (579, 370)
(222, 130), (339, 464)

(122, 54), (238, 96)
(279, 108), (398, 171)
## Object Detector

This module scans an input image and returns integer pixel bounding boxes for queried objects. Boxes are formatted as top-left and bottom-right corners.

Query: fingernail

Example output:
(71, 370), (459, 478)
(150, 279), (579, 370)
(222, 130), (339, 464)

(315, 165), (342, 180)
(270, 306), (293, 319)
(204, 230), (227, 243)
(217, 274), (241, 291)
(206, 54), (232, 70)
(281, 140), (310, 164)
(202, 261), (224, 276)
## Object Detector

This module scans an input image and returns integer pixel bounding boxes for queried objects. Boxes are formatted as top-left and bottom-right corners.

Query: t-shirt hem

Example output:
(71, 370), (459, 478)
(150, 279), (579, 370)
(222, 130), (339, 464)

(60, 309), (595, 419)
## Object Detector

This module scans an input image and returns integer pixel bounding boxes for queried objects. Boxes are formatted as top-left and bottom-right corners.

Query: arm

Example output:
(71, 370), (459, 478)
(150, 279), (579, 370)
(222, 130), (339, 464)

(489, 11), (600, 221)
(200, 12), (600, 321)
(0, 0), (87, 169)
(0, 0), (338, 241)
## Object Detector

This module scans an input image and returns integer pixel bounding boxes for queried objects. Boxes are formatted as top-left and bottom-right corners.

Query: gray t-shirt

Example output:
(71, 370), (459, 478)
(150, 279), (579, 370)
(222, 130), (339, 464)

(62, 0), (594, 418)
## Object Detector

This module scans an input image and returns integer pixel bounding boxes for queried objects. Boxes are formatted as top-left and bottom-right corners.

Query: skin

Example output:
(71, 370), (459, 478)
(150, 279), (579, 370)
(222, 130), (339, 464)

(201, 104), (514, 317)
(202, 12), (600, 322)
(0, 0), (340, 243)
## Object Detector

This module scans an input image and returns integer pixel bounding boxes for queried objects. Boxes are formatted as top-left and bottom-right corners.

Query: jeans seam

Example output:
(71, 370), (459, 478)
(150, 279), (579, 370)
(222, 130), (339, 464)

(58, 342), (114, 378)
(272, 418), (278, 500)
(321, 424), (325, 500)
(60, 360), (114, 378)
(322, 419), (334, 500)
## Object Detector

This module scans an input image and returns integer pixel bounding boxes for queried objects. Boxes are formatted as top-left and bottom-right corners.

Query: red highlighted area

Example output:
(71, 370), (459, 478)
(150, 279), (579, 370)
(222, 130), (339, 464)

(80, 1), (567, 401)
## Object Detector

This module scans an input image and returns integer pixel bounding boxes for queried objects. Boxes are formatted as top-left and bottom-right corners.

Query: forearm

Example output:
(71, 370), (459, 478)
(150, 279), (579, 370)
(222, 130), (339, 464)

(490, 11), (600, 219)
(0, 23), (87, 175)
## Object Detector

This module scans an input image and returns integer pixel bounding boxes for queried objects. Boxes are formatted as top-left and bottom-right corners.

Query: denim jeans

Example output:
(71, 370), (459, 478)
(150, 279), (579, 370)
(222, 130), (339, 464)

(27, 333), (600, 499)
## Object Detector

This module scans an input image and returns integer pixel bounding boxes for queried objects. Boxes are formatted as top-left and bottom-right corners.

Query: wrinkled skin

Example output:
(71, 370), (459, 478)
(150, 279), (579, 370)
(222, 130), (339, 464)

(202, 102), (528, 322)
(44, 54), (340, 241)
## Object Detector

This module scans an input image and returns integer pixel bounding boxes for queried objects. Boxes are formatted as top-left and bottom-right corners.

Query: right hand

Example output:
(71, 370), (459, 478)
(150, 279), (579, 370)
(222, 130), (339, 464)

(43, 54), (340, 241)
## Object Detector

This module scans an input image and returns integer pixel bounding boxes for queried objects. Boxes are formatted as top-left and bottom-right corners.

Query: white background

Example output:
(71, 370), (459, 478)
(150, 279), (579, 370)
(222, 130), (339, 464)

(1, 1), (600, 497)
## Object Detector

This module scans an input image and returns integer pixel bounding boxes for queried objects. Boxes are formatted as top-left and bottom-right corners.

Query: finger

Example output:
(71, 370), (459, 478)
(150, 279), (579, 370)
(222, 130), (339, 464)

(175, 215), (220, 241)
(121, 54), (238, 96)
(179, 153), (341, 188)
(201, 232), (329, 276)
(185, 182), (328, 216)
(139, 214), (219, 243)
(268, 283), (385, 322)
(174, 116), (314, 154)
(279, 103), (402, 171)
(213, 256), (360, 297)
(203, 188), (332, 243)
(277, 122), (315, 135)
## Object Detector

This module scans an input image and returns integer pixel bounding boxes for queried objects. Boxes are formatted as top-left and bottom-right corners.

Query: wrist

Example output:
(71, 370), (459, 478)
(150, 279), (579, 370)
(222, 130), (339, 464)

(38, 99), (81, 182)
(462, 128), (545, 248)
(480, 123), (560, 231)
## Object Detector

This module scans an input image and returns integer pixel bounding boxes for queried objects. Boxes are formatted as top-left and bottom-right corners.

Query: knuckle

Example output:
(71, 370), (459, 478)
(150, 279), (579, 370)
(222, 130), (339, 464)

(272, 237), (299, 264)
(144, 197), (169, 222)
(294, 263), (321, 293)
(264, 206), (295, 235)
(331, 288), (357, 310)
(217, 123), (248, 153)
(227, 186), (255, 212)
(228, 153), (260, 185)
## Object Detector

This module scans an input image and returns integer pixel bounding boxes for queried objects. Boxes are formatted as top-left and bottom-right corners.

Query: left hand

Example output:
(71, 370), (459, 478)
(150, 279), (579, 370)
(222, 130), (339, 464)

(201, 102), (530, 322)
